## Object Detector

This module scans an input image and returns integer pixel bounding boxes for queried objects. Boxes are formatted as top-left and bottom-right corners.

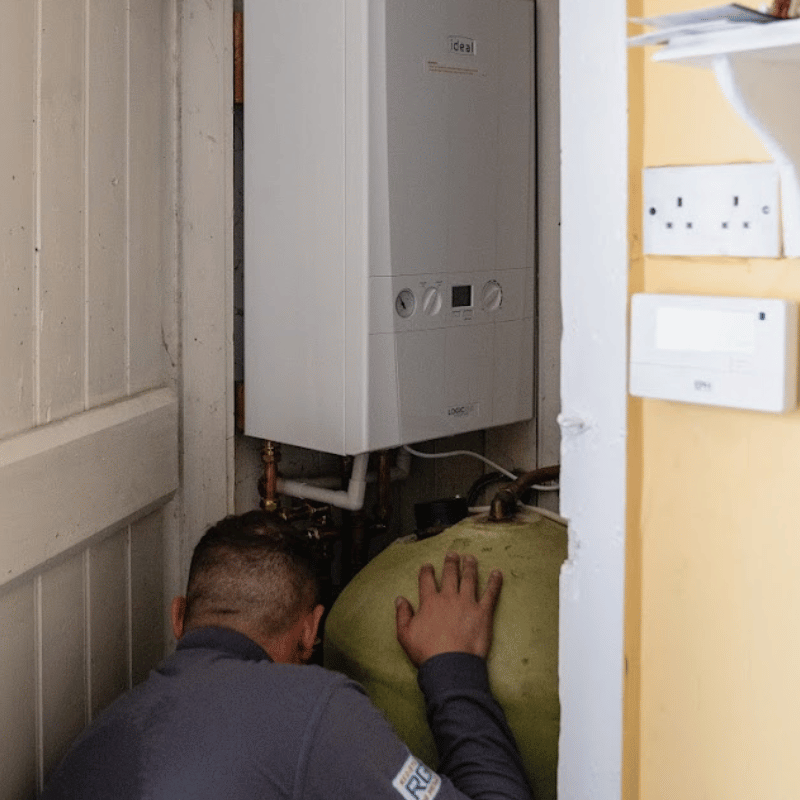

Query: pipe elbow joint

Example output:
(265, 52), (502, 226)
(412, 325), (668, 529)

(488, 487), (518, 522)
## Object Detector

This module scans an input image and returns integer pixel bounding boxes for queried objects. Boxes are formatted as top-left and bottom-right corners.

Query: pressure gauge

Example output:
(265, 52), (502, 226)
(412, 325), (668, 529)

(421, 286), (442, 316)
(481, 280), (503, 312)
(395, 288), (416, 318)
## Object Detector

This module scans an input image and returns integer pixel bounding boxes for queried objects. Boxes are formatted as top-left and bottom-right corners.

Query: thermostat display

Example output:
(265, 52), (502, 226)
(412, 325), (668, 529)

(656, 307), (755, 354)
(630, 293), (799, 413)
(452, 285), (472, 308)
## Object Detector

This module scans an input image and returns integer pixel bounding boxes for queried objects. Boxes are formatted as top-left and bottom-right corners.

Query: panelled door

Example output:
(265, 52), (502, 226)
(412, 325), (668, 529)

(0, 0), (183, 795)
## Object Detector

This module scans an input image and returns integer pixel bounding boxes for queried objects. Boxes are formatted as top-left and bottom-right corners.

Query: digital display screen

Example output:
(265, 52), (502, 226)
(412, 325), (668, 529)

(452, 285), (472, 308)
(656, 307), (755, 354)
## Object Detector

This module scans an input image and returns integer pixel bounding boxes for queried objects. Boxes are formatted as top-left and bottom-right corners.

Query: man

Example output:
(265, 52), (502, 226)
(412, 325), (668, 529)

(42, 510), (532, 799)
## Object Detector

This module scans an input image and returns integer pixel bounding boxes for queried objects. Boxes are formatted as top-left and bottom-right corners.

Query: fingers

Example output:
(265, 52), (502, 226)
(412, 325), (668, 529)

(439, 551), (460, 595)
(395, 595), (413, 639)
(418, 563), (437, 602)
(479, 568), (503, 614)
(420, 553), (498, 603)
(416, 553), (501, 611)
(459, 554), (478, 599)
(399, 555), (502, 665)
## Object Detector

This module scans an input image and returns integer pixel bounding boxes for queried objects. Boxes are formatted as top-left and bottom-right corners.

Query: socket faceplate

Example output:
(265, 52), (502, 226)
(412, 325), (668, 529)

(643, 163), (781, 257)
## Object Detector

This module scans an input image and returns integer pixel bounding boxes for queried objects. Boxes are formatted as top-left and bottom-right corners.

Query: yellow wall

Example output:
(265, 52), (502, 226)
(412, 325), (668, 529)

(629, 2), (800, 798)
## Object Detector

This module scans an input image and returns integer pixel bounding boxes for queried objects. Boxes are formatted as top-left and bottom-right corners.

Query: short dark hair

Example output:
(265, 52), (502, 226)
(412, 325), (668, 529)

(184, 511), (319, 638)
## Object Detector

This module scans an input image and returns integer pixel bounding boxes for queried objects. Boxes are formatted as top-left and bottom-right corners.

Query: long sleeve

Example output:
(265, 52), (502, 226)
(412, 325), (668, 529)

(301, 655), (532, 800)
(417, 653), (533, 800)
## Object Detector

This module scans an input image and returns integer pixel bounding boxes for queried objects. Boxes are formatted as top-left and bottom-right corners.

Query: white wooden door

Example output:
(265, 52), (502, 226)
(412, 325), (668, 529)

(0, 0), (214, 795)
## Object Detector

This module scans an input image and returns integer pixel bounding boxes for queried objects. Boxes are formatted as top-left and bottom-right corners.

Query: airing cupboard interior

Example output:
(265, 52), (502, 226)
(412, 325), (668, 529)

(235, 0), (564, 795)
(234, 0), (561, 528)
(0, 0), (569, 796)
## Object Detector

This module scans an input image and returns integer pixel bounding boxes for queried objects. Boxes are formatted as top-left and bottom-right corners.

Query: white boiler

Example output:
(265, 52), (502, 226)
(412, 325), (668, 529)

(244, 0), (535, 456)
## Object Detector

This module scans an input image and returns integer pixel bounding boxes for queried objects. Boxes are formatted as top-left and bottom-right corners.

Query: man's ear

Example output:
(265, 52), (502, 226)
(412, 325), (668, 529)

(171, 596), (187, 640)
(301, 603), (325, 655)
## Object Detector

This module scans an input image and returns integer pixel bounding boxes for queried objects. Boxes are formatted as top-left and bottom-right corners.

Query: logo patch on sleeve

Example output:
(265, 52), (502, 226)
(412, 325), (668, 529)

(392, 754), (441, 800)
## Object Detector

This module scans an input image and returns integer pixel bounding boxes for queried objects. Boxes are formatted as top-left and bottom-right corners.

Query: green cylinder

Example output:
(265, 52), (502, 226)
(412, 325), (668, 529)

(323, 509), (567, 800)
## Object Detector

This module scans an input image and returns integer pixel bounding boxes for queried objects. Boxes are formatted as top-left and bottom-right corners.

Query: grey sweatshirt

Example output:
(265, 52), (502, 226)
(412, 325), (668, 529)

(42, 626), (532, 800)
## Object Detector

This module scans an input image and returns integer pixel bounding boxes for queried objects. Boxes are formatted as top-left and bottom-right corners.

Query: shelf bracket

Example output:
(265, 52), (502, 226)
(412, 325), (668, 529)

(711, 54), (800, 256)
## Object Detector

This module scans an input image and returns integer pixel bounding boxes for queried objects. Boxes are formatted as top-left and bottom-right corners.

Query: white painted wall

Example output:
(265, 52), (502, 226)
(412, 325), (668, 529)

(175, 0), (236, 571)
(557, 0), (628, 797)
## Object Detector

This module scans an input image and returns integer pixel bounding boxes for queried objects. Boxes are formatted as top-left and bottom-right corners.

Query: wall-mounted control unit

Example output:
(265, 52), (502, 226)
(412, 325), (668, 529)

(244, 0), (535, 455)
(630, 293), (799, 413)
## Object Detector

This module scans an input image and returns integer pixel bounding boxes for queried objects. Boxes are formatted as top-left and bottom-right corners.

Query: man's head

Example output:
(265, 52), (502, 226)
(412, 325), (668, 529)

(171, 511), (324, 664)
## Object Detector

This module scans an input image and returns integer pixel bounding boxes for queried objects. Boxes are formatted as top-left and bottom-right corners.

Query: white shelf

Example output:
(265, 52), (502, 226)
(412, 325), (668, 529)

(654, 18), (800, 66)
(652, 19), (800, 256)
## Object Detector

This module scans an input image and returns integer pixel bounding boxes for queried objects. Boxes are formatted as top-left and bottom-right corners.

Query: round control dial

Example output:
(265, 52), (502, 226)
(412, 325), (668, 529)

(481, 280), (503, 312)
(421, 286), (442, 316)
(395, 288), (416, 318)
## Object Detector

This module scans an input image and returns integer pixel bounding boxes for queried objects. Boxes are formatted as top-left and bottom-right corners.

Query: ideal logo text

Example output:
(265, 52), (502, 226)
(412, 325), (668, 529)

(447, 36), (476, 55)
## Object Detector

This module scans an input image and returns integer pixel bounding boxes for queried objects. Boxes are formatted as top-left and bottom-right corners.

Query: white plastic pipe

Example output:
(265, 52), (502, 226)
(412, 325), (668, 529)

(277, 452), (369, 511)
(274, 448), (411, 493)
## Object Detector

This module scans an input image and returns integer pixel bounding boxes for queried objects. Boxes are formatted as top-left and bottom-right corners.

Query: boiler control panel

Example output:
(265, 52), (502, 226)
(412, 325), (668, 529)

(370, 270), (530, 334)
(366, 268), (532, 449)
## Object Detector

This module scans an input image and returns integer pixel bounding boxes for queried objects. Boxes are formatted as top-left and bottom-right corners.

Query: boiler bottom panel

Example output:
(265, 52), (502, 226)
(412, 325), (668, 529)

(366, 316), (533, 451)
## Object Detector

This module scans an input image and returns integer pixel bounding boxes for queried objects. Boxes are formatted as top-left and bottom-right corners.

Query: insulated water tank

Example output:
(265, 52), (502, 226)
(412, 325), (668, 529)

(324, 509), (566, 800)
(244, 0), (535, 456)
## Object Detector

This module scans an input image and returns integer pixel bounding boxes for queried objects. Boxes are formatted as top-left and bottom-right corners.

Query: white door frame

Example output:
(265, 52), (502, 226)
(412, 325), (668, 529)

(557, 0), (628, 797)
(168, 0), (236, 599)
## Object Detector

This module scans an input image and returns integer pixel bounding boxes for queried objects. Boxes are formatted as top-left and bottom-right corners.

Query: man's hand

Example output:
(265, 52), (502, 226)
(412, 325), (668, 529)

(395, 551), (503, 668)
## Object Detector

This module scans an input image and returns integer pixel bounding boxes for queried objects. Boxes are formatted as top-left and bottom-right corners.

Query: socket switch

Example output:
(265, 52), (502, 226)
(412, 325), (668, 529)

(643, 163), (780, 257)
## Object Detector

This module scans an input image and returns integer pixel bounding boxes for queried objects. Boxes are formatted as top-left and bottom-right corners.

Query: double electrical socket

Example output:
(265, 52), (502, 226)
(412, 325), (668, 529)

(643, 163), (781, 258)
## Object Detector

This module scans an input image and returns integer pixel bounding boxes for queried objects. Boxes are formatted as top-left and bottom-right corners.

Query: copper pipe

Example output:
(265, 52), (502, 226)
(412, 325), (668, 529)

(260, 440), (281, 513)
(488, 464), (560, 522)
(235, 381), (245, 434)
(233, 11), (244, 104)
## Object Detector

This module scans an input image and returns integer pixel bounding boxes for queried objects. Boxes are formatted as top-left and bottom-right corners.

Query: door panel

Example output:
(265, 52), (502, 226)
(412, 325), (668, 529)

(0, 0), (182, 796)
(41, 554), (87, 780)
(87, 0), (128, 406)
(130, 0), (168, 396)
(131, 512), (166, 685)
(89, 532), (130, 718)
(0, 388), (178, 583)
(0, 0), (36, 439)
(0, 0), (234, 795)
(0, 582), (36, 798)
(39, 0), (85, 425)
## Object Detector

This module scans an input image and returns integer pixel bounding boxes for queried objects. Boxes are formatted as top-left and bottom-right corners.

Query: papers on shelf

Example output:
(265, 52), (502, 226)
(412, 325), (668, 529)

(628, 4), (779, 47)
